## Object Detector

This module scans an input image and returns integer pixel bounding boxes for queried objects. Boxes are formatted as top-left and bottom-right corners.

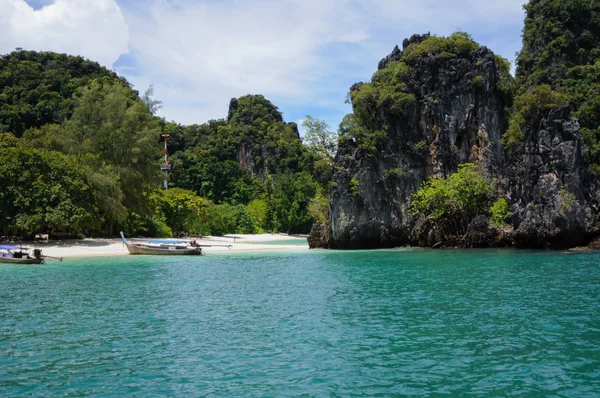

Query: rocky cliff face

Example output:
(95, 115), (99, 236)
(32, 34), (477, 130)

(314, 34), (599, 250)
(227, 95), (304, 178)
(504, 105), (599, 248)
(326, 34), (508, 249)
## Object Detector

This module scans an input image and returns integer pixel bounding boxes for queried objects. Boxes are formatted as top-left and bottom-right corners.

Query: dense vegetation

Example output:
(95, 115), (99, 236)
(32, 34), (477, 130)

(410, 164), (508, 232)
(6, 0), (599, 242)
(513, 0), (600, 170)
(0, 50), (129, 137)
(502, 84), (568, 150)
(0, 50), (332, 238)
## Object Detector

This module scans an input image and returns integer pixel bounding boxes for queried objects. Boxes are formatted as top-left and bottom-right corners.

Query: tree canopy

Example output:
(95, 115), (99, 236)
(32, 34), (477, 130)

(0, 49), (131, 137)
(0, 51), (330, 238)
(511, 0), (600, 171)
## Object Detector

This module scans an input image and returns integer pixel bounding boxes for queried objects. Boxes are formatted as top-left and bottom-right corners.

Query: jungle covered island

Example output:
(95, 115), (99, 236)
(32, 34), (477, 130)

(310, 0), (600, 250)
(0, 51), (330, 239)
(3, 0), (600, 250)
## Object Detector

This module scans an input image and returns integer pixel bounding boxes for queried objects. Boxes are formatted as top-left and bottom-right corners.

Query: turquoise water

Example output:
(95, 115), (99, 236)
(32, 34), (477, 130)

(241, 238), (309, 246)
(1, 249), (599, 396)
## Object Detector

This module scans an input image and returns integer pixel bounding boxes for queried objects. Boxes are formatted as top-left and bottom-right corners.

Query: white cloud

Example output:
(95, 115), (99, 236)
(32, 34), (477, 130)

(120, 0), (525, 125)
(0, 0), (129, 67)
(120, 0), (370, 124)
(0, 0), (526, 127)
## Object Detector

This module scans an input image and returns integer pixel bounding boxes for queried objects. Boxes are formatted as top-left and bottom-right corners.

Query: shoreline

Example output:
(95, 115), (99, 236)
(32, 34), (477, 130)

(8, 234), (309, 259)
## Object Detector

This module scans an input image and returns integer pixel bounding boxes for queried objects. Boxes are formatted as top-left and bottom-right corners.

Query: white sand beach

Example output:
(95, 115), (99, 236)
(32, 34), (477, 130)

(18, 234), (309, 258)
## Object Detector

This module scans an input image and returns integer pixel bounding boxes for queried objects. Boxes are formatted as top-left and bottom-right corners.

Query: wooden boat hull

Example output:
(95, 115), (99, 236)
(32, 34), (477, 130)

(0, 256), (44, 264)
(125, 243), (202, 255)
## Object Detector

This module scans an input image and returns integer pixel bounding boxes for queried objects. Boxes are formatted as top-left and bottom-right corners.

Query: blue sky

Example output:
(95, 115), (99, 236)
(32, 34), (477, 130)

(3, 0), (526, 134)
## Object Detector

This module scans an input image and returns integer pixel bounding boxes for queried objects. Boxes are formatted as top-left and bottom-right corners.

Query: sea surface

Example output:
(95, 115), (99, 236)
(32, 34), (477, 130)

(1, 249), (599, 396)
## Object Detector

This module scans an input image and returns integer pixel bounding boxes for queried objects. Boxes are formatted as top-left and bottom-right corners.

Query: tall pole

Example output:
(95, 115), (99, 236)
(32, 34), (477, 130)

(160, 133), (171, 190)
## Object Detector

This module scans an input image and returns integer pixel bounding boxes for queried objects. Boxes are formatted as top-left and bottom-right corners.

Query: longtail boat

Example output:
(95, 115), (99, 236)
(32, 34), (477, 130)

(120, 232), (203, 255)
(0, 245), (62, 264)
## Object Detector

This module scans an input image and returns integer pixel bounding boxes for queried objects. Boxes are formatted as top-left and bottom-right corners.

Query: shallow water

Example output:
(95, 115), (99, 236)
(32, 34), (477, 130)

(1, 249), (599, 396)
(240, 238), (309, 246)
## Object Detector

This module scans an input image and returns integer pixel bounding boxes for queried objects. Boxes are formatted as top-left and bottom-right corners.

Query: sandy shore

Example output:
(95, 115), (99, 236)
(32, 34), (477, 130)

(15, 234), (309, 258)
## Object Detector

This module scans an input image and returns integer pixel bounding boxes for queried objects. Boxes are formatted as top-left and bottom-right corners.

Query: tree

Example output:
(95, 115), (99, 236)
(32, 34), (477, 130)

(0, 147), (99, 237)
(153, 188), (213, 236)
(0, 49), (130, 137)
(268, 172), (317, 234)
(410, 163), (495, 233)
(207, 204), (254, 236)
(176, 156), (259, 205)
(302, 115), (338, 161)
(64, 78), (162, 234)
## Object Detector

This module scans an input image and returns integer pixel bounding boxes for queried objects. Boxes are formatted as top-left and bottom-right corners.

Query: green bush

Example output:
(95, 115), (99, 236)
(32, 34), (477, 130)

(349, 178), (360, 197)
(502, 113), (526, 150)
(149, 219), (173, 238)
(503, 84), (567, 150)
(372, 61), (410, 84)
(560, 188), (577, 212)
(471, 75), (485, 88)
(494, 55), (515, 103)
(382, 168), (405, 180)
(338, 113), (386, 155)
(410, 164), (494, 226)
(514, 84), (567, 122)
(403, 32), (480, 63)
(490, 198), (510, 228)
(207, 204), (254, 236)
(247, 199), (269, 233)
(308, 188), (328, 223)
(153, 188), (212, 236)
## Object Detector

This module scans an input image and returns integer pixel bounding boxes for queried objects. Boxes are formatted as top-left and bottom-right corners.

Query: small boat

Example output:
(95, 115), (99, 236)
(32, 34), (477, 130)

(0, 245), (63, 264)
(0, 245), (44, 264)
(120, 232), (203, 256)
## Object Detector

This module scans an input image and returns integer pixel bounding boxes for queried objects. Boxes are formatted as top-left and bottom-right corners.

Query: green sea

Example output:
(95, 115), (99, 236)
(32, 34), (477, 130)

(1, 249), (599, 396)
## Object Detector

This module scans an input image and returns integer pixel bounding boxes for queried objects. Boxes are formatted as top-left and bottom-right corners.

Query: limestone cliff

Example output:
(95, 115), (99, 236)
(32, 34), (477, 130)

(313, 33), (599, 250)
(226, 95), (304, 178)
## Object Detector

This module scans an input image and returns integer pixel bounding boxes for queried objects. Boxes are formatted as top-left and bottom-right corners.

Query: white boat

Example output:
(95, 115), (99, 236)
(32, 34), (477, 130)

(120, 232), (203, 255)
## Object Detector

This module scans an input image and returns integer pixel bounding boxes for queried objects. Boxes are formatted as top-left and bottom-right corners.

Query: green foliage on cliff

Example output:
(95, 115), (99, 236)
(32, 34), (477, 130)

(403, 32), (480, 63)
(516, 0), (600, 91)
(0, 49), (130, 137)
(351, 61), (416, 122)
(494, 55), (516, 105)
(502, 84), (568, 149)
(338, 113), (386, 154)
(346, 32), (484, 155)
(490, 198), (510, 228)
(515, 0), (600, 168)
(559, 187), (577, 212)
(410, 164), (495, 225)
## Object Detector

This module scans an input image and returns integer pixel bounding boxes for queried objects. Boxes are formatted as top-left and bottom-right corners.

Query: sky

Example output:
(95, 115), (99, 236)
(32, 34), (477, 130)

(1, 0), (527, 133)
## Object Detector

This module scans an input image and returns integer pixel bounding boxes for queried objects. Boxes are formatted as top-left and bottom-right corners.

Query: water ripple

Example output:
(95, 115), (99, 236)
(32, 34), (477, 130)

(0, 250), (599, 396)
